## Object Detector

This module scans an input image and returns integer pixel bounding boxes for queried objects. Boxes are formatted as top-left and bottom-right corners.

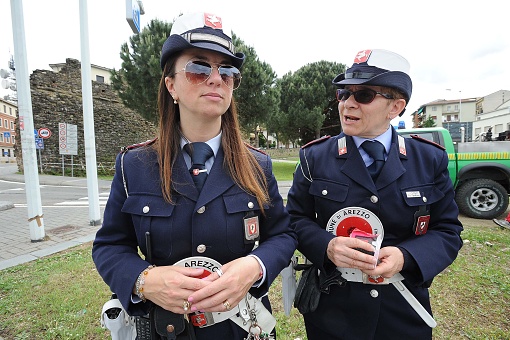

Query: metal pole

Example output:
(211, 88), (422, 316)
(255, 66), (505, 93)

(459, 90), (462, 122)
(10, 0), (45, 241)
(79, 0), (101, 226)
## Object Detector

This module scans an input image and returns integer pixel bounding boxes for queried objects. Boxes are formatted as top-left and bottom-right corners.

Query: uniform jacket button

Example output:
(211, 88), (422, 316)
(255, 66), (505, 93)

(197, 244), (206, 253)
(197, 206), (206, 214)
(370, 195), (379, 203)
(370, 289), (379, 298)
(142, 206), (150, 214)
(322, 190), (328, 196)
(423, 196), (428, 203)
(248, 202), (254, 209)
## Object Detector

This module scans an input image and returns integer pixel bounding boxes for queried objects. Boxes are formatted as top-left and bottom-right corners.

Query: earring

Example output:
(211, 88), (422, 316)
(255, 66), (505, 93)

(174, 99), (178, 104)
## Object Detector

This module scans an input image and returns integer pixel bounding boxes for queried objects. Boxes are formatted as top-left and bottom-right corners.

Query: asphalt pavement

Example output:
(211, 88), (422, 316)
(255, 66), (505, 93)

(0, 163), (292, 270)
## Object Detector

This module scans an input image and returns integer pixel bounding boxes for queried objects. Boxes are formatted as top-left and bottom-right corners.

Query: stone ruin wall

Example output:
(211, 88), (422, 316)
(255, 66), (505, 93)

(15, 58), (157, 174)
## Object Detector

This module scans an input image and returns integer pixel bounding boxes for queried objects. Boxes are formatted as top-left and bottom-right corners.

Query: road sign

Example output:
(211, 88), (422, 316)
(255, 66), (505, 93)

(59, 123), (78, 155)
(126, 0), (142, 33)
(35, 138), (44, 150)
(38, 127), (52, 139)
(3, 131), (10, 138)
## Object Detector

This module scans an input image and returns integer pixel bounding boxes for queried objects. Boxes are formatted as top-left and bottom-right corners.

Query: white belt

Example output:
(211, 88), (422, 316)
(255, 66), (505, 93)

(190, 293), (276, 333)
(190, 302), (240, 327)
(337, 267), (437, 328)
(337, 267), (403, 284)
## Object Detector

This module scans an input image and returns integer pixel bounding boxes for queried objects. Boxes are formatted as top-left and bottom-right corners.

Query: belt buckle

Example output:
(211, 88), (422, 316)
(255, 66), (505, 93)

(190, 312), (214, 328)
(362, 273), (388, 285)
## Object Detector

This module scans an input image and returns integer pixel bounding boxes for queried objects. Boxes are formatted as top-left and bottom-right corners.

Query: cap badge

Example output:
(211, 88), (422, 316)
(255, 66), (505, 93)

(354, 50), (372, 64)
(204, 13), (222, 29)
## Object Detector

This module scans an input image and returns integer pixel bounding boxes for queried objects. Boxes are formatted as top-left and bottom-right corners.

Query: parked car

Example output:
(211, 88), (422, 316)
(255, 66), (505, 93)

(397, 127), (510, 219)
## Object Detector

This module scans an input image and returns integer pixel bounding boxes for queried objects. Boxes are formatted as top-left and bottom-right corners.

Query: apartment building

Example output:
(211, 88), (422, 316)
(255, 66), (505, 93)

(412, 90), (510, 142)
(0, 97), (17, 161)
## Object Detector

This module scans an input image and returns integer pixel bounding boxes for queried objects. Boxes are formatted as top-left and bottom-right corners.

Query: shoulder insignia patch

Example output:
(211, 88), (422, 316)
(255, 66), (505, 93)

(244, 142), (267, 155)
(410, 134), (446, 150)
(398, 135), (407, 156)
(121, 137), (158, 153)
(301, 135), (331, 149)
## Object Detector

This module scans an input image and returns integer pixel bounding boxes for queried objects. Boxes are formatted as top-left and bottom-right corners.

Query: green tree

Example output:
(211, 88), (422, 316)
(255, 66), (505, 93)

(421, 115), (436, 127)
(233, 35), (280, 138)
(110, 19), (171, 123)
(278, 61), (344, 145)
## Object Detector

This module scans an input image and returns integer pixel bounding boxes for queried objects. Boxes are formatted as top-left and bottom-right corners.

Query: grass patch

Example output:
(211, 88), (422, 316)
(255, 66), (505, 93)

(1, 223), (509, 339)
(272, 161), (298, 181)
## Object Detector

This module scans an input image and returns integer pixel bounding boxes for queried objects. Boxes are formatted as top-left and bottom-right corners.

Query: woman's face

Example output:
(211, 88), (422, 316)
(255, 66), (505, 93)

(165, 48), (235, 123)
(338, 85), (405, 139)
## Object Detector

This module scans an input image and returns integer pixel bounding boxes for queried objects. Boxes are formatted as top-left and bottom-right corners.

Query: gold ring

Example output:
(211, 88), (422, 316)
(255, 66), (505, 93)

(223, 300), (231, 311)
(183, 300), (190, 312)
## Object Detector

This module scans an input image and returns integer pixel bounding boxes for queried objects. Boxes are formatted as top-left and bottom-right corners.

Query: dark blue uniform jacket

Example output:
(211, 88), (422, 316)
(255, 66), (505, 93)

(286, 129), (463, 339)
(92, 143), (297, 339)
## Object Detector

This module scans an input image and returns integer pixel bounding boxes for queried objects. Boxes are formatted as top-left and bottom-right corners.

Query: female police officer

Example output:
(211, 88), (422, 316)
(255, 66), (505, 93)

(286, 49), (463, 339)
(93, 12), (296, 339)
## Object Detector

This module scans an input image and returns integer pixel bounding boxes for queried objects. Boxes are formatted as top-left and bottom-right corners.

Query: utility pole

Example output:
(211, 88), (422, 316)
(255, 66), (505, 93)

(79, 0), (101, 225)
(10, 0), (45, 241)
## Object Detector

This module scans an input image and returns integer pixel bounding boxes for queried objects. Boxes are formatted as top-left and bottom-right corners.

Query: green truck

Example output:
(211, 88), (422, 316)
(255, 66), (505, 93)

(397, 127), (510, 219)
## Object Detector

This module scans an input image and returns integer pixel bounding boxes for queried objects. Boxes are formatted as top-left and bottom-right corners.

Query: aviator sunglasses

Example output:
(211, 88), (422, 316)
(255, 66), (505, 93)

(174, 60), (242, 90)
(336, 88), (394, 104)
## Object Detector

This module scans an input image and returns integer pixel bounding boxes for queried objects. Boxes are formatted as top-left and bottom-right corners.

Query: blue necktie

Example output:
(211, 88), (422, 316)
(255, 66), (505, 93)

(184, 142), (213, 191)
(362, 141), (385, 180)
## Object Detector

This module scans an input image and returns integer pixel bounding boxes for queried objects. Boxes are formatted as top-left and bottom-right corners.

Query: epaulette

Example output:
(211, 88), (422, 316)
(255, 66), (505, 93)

(120, 137), (158, 153)
(244, 142), (267, 155)
(410, 134), (445, 150)
(301, 135), (331, 149)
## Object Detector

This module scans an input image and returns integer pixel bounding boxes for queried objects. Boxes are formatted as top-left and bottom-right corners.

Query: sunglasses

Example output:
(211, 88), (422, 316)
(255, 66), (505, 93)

(175, 60), (242, 90)
(336, 88), (394, 104)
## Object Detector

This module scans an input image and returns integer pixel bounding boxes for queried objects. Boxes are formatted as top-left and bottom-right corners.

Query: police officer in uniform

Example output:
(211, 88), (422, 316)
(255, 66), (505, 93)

(93, 12), (296, 339)
(286, 49), (463, 339)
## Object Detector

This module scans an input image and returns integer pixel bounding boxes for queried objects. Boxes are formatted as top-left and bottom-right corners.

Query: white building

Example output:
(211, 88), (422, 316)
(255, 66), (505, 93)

(473, 90), (510, 141)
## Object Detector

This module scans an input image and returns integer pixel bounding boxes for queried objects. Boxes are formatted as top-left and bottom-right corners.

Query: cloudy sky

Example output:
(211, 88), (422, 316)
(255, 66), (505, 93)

(1, 0), (508, 128)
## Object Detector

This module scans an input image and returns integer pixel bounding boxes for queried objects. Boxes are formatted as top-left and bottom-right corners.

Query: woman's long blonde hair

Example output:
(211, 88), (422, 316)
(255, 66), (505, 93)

(154, 53), (270, 213)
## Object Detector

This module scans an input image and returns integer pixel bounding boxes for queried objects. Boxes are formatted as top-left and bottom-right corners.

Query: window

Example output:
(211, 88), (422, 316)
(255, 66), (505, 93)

(3, 119), (7, 128)
(454, 115), (458, 121)
(11, 136), (14, 144)
(10, 121), (13, 130)
(9, 107), (12, 115)
(0, 119), (2, 127)
(454, 104), (459, 112)
(0, 134), (3, 142)
(96, 75), (104, 83)
(446, 106), (451, 112)
(2, 105), (5, 113)
(431, 106), (437, 111)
